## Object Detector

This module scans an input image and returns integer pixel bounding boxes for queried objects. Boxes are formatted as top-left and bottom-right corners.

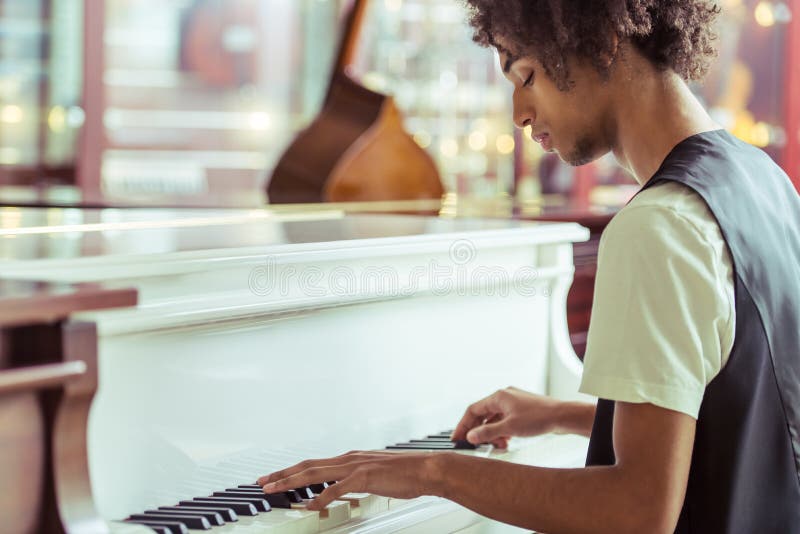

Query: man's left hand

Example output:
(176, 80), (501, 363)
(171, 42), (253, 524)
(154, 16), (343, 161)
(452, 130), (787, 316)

(257, 451), (444, 511)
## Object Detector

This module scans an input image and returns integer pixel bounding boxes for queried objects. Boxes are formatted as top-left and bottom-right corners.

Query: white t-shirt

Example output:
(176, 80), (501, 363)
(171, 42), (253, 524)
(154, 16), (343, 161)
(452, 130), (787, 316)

(578, 180), (736, 419)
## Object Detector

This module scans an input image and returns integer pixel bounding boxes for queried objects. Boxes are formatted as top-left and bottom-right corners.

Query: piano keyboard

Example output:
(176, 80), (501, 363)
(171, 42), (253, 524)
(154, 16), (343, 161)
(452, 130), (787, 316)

(110, 431), (588, 534)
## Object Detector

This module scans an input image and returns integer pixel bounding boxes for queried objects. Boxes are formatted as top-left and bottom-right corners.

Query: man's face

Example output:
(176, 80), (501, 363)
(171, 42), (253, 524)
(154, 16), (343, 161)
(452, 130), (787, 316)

(496, 38), (615, 166)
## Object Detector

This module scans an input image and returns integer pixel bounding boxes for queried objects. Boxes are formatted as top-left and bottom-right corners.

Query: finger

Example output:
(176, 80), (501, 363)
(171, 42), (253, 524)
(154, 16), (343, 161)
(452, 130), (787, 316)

(258, 458), (329, 486)
(483, 413), (502, 426)
(477, 415), (504, 446)
(466, 420), (510, 444)
(306, 476), (360, 511)
(257, 450), (374, 485)
(491, 436), (509, 449)
(261, 463), (366, 494)
(451, 394), (504, 441)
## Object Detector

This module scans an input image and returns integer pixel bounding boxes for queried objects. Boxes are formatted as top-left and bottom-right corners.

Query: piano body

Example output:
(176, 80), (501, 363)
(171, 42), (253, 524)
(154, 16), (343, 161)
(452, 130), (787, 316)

(0, 206), (590, 533)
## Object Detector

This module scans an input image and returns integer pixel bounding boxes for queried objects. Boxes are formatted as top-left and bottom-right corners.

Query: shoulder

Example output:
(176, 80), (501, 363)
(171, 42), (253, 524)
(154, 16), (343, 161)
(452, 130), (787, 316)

(581, 181), (737, 413)
(601, 180), (722, 255)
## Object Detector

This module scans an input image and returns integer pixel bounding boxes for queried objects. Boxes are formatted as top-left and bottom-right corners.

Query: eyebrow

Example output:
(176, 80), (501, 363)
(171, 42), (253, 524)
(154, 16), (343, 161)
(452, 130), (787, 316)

(503, 56), (519, 73)
(496, 45), (519, 73)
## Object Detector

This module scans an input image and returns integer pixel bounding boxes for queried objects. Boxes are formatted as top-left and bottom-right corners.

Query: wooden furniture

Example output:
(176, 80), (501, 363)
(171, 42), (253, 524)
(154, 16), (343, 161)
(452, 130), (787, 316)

(267, 0), (444, 204)
(0, 282), (136, 534)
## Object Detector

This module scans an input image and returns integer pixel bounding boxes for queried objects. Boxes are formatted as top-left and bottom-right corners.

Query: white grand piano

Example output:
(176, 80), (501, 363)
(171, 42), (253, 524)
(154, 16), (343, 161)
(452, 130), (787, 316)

(0, 206), (590, 533)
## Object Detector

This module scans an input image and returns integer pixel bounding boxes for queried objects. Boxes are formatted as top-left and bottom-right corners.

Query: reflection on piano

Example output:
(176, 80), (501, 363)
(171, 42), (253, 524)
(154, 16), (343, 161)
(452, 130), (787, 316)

(0, 207), (590, 533)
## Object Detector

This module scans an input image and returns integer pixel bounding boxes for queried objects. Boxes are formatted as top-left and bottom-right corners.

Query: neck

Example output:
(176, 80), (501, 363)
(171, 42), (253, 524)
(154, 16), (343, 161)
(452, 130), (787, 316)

(609, 63), (720, 185)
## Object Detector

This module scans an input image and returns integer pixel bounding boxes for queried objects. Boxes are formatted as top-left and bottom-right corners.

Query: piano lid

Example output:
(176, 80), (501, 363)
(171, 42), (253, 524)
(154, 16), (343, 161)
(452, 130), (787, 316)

(0, 207), (588, 267)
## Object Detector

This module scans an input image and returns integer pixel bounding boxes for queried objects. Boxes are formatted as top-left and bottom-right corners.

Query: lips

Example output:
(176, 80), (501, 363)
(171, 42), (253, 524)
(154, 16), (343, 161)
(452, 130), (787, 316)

(532, 132), (552, 151)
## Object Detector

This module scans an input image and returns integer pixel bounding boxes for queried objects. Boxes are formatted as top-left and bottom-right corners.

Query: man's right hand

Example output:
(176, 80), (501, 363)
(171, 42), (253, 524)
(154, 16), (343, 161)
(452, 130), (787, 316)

(451, 387), (565, 448)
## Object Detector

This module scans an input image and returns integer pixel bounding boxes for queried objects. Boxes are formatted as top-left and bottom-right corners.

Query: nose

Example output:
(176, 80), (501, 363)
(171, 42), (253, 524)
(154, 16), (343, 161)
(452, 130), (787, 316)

(512, 89), (534, 130)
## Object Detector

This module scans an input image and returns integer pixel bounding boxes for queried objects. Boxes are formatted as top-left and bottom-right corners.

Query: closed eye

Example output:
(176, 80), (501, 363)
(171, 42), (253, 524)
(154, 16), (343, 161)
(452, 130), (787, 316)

(522, 72), (534, 87)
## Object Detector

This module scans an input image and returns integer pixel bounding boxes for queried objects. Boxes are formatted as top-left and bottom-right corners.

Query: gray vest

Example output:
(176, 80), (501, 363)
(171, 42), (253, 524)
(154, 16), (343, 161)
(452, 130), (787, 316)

(585, 129), (800, 532)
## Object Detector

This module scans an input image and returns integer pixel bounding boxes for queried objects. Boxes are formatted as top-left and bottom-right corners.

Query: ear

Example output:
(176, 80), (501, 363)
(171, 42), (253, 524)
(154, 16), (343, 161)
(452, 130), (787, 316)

(600, 32), (620, 68)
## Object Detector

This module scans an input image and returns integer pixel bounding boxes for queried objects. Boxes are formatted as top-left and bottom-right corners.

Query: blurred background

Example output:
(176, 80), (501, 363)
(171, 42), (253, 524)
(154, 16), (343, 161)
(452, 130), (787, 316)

(0, 0), (797, 209)
(0, 0), (797, 356)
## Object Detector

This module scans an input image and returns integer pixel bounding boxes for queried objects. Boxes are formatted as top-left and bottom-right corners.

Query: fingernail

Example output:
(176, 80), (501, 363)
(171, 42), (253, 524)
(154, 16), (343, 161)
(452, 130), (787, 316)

(466, 430), (478, 442)
(262, 482), (276, 492)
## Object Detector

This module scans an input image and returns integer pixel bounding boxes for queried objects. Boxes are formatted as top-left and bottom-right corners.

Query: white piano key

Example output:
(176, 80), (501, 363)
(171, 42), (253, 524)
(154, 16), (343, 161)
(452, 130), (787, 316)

(322, 497), (474, 534)
(312, 500), (351, 530)
(109, 522), (158, 534)
(203, 508), (318, 534)
(387, 498), (415, 511)
(334, 493), (389, 519)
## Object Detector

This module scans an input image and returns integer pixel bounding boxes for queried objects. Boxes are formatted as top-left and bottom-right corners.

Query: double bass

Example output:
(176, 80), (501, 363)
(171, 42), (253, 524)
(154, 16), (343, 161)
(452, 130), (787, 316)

(267, 0), (444, 204)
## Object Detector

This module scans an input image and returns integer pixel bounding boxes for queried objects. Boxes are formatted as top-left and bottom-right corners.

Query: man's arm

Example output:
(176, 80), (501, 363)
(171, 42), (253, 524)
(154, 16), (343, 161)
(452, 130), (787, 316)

(450, 387), (597, 447)
(439, 402), (696, 534)
(259, 401), (694, 534)
(552, 400), (597, 437)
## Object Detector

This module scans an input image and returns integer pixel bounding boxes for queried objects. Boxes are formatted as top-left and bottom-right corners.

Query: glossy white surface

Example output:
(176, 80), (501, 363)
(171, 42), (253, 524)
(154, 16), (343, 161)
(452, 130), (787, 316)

(0, 209), (591, 532)
(0, 206), (583, 261)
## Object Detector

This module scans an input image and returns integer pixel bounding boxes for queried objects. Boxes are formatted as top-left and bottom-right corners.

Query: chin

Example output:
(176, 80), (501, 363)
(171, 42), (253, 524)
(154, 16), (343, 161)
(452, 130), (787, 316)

(563, 155), (596, 167)
(562, 137), (602, 167)
(559, 150), (594, 167)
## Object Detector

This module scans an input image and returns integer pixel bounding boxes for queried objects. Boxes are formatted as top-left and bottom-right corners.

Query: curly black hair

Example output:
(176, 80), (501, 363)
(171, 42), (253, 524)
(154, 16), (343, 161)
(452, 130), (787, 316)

(462, 1), (721, 90)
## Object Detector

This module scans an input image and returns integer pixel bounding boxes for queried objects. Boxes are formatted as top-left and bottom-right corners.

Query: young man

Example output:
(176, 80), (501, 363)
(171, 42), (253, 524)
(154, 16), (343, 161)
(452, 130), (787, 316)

(259, 2), (800, 532)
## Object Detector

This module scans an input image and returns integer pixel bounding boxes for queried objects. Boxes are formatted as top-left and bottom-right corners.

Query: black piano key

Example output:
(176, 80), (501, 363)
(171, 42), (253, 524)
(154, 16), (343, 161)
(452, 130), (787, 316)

(228, 488), (294, 509)
(151, 508), (225, 526)
(265, 493), (293, 509)
(284, 489), (303, 503)
(163, 504), (237, 522)
(387, 440), (478, 450)
(418, 437), (487, 447)
(124, 520), (188, 534)
(389, 444), (453, 450)
(239, 484), (262, 489)
(308, 482), (329, 494)
(209, 493), (271, 512)
(387, 443), (457, 449)
(294, 487), (315, 499)
(122, 526), (169, 534)
(226, 487), (265, 494)
(129, 513), (211, 530)
(182, 499), (258, 516)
